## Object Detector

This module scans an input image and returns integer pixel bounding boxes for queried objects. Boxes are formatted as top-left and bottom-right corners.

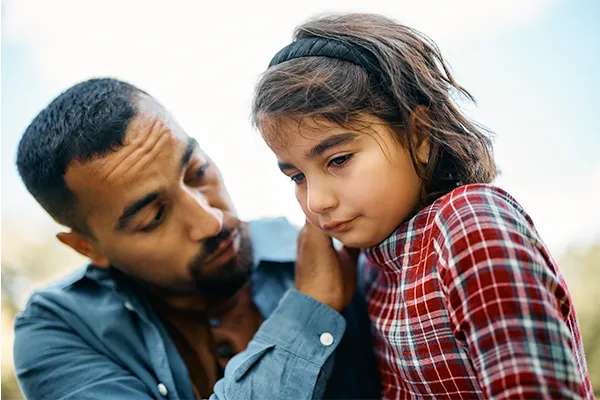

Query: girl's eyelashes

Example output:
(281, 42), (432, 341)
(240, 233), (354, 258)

(290, 172), (305, 183)
(328, 154), (353, 168)
(288, 154), (353, 184)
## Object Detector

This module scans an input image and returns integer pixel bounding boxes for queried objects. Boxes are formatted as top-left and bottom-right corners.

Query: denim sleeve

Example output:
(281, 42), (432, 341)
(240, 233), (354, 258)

(14, 289), (345, 400)
(211, 288), (347, 400)
(14, 301), (157, 400)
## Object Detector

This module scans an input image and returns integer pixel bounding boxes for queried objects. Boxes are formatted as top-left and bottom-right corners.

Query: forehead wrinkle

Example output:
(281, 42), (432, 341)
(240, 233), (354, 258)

(97, 113), (158, 174)
(118, 132), (172, 183)
(102, 117), (168, 185)
(126, 115), (163, 147)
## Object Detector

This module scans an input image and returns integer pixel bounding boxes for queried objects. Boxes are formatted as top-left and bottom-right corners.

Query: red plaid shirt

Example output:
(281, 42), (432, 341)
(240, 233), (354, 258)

(363, 184), (593, 399)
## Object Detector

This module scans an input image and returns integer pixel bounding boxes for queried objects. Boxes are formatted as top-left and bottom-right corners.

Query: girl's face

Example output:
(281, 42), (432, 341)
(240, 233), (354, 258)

(262, 113), (429, 248)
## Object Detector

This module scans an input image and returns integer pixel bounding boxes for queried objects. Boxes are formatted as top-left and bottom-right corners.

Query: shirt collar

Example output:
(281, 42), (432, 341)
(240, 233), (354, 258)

(248, 217), (298, 267)
(364, 196), (442, 267)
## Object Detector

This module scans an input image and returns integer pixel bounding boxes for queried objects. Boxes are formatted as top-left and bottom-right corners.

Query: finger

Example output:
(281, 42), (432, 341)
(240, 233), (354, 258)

(304, 221), (335, 246)
(303, 219), (324, 236)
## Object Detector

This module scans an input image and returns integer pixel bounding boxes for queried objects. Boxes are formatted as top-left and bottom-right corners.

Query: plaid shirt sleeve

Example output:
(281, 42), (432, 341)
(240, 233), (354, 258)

(434, 186), (586, 399)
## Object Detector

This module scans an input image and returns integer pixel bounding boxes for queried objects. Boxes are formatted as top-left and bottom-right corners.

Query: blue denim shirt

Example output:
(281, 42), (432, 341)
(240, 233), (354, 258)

(14, 218), (381, 399)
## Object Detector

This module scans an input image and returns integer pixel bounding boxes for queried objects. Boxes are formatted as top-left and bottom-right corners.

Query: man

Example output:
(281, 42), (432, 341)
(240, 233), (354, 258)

(13, 78), (381, 399)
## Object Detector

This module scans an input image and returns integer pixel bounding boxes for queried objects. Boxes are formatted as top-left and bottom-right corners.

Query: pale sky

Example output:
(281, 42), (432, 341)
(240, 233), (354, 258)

(2, 0), (599, 257)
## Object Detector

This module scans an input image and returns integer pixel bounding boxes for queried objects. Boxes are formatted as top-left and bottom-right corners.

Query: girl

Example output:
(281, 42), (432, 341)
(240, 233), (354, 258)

(251, 13), (593, 399)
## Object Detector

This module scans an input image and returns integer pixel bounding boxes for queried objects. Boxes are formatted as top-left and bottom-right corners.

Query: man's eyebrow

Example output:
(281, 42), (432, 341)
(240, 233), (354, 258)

(115, 191), (162, 231)
(304, 132), (360, 159)
(181, 137), (199, 171)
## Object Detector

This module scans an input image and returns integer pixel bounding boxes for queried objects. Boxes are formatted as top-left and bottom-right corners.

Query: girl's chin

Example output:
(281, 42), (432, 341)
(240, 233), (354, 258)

(329, 232), (374, 249)
(336, 231), (391, 249)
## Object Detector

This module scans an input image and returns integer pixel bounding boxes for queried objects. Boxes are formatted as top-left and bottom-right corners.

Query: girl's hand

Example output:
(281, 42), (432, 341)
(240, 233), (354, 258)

(295, 220), (360, 312)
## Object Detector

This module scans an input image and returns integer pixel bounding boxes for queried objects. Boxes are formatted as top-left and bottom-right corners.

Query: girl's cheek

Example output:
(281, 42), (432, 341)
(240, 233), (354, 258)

(306, 214), (320, 229)
(295, 187), (305, 209)
(299, 201), (320, 226)
(295, 193), (320, 226)
(295, 187), (312, 216)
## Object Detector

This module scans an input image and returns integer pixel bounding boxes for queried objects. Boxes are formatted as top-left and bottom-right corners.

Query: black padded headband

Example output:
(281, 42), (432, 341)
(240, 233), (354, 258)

(268, 36), (384, 81)
(268, 36), (430, 106)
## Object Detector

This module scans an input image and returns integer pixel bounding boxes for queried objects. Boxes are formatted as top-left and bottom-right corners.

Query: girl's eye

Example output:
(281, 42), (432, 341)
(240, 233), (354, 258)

(328, 154), (353, 168)
(140, 204), (166, 232)
(290, 172), (305, 184)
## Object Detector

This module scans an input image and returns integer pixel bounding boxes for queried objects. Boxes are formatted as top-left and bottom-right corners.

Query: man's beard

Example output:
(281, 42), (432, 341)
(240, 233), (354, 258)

(188, 221), (254, 300)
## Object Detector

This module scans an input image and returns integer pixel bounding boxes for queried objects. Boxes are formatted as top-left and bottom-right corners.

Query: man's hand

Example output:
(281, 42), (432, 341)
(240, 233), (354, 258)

(295, 220), (360, 312)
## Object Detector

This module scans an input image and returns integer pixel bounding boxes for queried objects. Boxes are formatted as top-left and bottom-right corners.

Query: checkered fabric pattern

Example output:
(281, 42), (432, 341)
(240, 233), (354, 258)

(363, 184), (593, 399)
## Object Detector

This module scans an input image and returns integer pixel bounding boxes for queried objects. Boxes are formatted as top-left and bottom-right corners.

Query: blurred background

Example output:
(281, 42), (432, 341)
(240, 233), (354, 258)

(1, 0), (599, 397)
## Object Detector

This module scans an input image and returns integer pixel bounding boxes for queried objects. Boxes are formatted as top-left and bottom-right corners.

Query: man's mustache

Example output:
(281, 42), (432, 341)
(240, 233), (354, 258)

(200, 217), (241, 259)
(203, 226), (234, 255)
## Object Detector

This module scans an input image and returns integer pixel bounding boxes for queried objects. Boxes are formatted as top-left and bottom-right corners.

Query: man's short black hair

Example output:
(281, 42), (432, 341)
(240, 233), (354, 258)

(17, 78), (146, 234)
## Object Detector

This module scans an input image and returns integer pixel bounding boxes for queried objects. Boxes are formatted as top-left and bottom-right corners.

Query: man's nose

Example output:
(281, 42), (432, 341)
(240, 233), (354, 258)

(181, 190), (223, 242)
(306, 179), (338, 215)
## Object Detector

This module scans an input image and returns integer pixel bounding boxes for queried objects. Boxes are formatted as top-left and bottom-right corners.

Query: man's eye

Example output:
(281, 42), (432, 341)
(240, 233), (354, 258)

(185, 163), (209, 184)
(290, 172), (305, 184)
(195, 163), (208, 178)
(140, 205), (165, 232)
(328, 154), (353, 168)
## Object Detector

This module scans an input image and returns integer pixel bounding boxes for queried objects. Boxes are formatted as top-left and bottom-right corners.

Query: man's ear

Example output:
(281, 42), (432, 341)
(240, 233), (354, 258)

(56, 231), (110, 268)
(408, 105), (432, 165)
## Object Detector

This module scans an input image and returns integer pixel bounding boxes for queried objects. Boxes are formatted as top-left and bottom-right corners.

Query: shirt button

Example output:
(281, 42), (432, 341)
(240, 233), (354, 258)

(320, 332), (334, 347)
(124, 301), (135, 311)
(157, 383), (168, 397)
(217, 342), (234, 358)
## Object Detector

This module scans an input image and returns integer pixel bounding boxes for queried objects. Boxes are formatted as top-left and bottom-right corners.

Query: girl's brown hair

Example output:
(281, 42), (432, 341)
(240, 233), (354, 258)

(252, 13), (497, 204)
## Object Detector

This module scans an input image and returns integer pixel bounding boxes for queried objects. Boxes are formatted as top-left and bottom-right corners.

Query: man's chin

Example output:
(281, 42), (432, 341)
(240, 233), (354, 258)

(190, 225), (254, 300)
(118, 268), (199, 297)
(192, 256), (250, 299)
(194, 273), (249, 300)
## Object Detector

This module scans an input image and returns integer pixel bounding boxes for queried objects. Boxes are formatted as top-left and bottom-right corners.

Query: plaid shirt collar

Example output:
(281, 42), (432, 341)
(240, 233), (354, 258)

(364, 194), (441, 268)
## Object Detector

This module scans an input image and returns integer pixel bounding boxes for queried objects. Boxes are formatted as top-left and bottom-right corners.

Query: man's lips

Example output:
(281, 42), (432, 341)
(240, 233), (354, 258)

(203, 229), (241, 266)
(322, 217), (357, 233)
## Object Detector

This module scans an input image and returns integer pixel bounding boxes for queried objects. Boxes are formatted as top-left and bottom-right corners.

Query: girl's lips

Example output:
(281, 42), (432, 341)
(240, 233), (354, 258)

(322, 217), (356, 233)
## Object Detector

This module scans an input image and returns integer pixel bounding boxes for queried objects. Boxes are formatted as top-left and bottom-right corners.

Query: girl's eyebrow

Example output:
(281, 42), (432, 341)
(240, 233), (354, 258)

(304, 132), (360, 159)
(277, 161), (296, 173)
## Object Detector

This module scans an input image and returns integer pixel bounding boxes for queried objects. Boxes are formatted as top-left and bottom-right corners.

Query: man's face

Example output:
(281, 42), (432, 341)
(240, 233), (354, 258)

(64, 96), (252, 297)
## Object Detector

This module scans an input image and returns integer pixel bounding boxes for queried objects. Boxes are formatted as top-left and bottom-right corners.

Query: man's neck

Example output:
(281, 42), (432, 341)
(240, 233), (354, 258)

(151, 283), (252, 316)
(159, 293), (209, 312)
